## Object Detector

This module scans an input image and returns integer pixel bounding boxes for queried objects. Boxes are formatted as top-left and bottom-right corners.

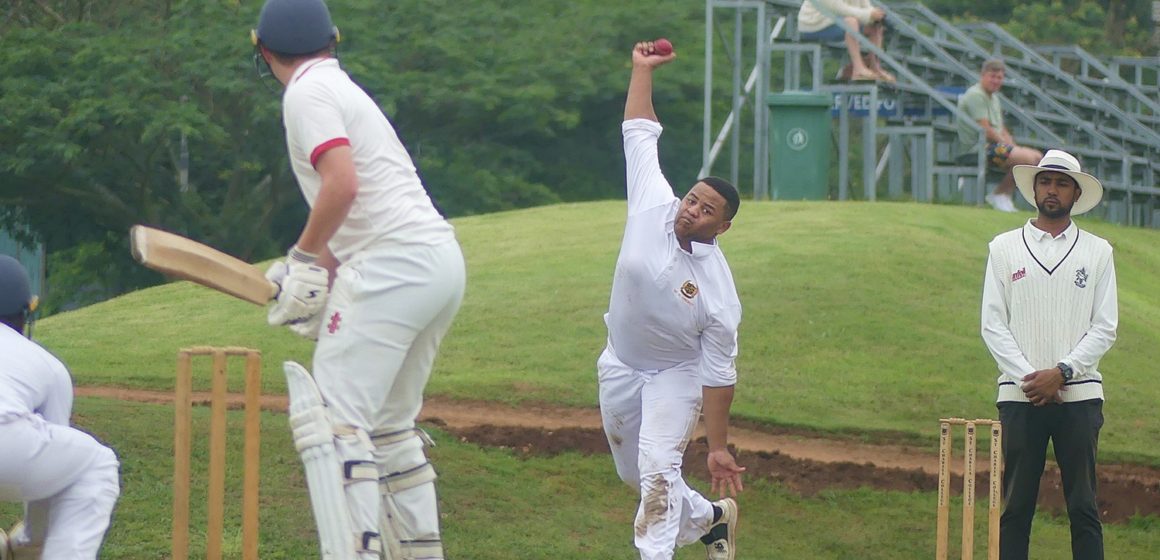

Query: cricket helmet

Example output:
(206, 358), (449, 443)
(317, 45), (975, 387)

(251, 0), (340, 56)
(0, 255), (33, 317)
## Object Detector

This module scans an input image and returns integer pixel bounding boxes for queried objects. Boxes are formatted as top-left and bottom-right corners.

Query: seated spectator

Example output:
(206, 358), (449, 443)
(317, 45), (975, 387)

(798, 0), (895, 83)
(956, 59), (1043, 212)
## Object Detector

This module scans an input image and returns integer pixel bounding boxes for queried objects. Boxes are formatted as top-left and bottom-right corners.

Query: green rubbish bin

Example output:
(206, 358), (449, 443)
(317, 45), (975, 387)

(767, 92), (832, 200)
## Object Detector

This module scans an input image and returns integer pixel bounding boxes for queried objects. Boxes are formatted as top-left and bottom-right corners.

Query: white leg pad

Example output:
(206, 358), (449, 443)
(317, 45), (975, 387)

(285, 361), (372, 560)
(373, 429), (444, 559)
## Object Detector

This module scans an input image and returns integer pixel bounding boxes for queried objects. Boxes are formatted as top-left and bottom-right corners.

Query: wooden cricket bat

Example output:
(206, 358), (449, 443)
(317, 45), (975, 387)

(130, 225), (277, 305)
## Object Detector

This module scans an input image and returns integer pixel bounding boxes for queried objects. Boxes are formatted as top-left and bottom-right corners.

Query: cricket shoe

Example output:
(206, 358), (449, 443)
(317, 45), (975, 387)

(985, 193), (1017, 213)
(700, 497), (738, 560)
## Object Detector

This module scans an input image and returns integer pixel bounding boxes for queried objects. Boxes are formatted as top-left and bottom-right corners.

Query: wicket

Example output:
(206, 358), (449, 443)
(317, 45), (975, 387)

(936, 418), (1002, 560)
(173, 347), (262, 560)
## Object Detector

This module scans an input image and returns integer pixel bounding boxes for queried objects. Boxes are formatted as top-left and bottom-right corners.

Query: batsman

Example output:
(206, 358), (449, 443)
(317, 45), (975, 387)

(251, 1), (466, 558)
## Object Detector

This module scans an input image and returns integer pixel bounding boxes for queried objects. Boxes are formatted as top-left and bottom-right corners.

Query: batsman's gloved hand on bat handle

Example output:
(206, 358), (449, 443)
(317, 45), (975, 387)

(265, 245), (320, 296)
(267, 261), (330, 330)
(267, 263), (329, 328)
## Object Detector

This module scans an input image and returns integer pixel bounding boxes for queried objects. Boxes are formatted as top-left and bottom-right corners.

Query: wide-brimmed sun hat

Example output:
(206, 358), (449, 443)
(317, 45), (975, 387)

(1013, 149), (1103, 215)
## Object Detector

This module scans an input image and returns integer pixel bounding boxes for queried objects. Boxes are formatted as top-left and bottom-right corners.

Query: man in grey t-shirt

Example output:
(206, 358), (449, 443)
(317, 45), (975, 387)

(957, 59), (1043, 212)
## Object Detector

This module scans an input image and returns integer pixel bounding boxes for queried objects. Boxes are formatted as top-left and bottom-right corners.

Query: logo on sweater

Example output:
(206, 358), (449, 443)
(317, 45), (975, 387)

(1011, 267), (1026, 282)
(1074, 267), (1088, 288)
(680, 280), (699, 300)
(327, 311), (342, 334)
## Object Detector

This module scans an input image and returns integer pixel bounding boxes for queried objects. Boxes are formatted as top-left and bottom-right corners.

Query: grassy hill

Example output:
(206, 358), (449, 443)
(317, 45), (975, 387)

(38, 200), (1160, 464)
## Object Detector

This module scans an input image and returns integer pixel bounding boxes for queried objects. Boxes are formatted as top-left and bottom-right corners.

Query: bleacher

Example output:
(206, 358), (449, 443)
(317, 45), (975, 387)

(700, 0), (1160, 228)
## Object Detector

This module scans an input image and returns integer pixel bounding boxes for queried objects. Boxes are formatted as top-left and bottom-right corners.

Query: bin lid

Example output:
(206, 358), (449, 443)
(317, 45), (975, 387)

(766, 92), (832, 107)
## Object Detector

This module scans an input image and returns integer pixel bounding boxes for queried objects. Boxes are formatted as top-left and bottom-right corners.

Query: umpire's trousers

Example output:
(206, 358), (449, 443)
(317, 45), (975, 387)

(998, 399), (1104, 560)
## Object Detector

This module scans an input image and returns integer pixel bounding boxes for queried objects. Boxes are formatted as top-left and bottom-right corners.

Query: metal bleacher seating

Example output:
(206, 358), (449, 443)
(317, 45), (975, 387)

(701, 0), (1160, 227)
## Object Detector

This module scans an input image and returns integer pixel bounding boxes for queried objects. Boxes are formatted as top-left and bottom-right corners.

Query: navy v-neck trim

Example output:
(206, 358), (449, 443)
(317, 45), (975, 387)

(1022, 227), (1079, 275)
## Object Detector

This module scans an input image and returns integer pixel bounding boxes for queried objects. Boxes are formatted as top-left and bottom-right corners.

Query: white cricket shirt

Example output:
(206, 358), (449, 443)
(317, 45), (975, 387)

(603, 119), (741, 388)
(981, 219), (1117, 403)
(282, 58), (454, 263)
(0, 325), (72, 424)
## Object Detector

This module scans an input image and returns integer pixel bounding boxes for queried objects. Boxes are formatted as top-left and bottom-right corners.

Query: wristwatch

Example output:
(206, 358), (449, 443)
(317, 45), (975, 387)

(1057, 362), (1074, 382)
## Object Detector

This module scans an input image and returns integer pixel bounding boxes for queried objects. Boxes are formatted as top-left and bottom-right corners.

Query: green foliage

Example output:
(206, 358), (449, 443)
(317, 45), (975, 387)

(1, 0), (1155, 311)
(920, 0), (1155, 54)
(0, 1), (301, 307)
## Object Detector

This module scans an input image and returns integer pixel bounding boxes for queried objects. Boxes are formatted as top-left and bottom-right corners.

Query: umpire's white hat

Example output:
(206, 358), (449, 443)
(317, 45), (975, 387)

(1013, 150), (1103, 215)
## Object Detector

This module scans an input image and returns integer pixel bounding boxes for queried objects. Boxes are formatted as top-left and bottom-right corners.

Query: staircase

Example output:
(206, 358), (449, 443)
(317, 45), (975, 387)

(701, 0), (1160, 227)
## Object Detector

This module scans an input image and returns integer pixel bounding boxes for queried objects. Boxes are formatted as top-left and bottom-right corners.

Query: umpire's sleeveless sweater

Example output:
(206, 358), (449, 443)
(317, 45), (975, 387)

(988, 225), (1112, 403)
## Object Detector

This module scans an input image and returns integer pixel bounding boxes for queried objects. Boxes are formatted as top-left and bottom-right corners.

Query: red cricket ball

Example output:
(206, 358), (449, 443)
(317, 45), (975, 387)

(654, 38), (673, 56)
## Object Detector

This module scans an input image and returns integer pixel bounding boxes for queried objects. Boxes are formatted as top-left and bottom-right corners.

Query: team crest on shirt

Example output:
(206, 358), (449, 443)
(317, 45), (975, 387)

(327, 311), (343, 334)
(680, 280), (699, 300)
(1011, 267), (1026, 282)
(1074, 267), (1088, 289)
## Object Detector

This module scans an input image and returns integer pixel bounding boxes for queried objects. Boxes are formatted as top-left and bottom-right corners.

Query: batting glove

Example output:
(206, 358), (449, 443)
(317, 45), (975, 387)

(265, 245), (319, 297)
(288, 309), (325, 341)
(267, 263), (330, 328)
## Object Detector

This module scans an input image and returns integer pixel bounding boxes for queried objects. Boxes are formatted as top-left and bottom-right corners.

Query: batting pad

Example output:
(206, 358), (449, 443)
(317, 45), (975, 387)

(285, 361), (362, 560)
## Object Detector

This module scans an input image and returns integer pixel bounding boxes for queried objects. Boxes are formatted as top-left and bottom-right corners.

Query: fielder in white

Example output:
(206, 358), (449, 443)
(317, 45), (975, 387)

(252, 1), (465, 558)
(0, 255), (120, 560)
(599, 41), (746, 560)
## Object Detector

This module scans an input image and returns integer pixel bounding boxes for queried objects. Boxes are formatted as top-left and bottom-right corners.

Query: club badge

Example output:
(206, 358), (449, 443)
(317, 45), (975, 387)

(680, 280), (698, 300)
(1074, 267), (1088, 289)
(327, 311), (343, 334)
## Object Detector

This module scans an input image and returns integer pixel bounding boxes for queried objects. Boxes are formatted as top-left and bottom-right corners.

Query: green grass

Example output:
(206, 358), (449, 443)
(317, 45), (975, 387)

(39, 201), (1160, 463)
(3, 398), (1158, 558)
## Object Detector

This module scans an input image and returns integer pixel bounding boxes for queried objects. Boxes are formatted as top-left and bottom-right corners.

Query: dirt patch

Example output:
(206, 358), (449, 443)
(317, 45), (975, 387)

(76, 387), (1160, 524)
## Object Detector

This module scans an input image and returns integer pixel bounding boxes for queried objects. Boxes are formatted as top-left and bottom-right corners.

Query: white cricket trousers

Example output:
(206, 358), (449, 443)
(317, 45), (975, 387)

(0, 412), (119, 559)
(313, 239), (465, 558)
(597, 348), (714, 560)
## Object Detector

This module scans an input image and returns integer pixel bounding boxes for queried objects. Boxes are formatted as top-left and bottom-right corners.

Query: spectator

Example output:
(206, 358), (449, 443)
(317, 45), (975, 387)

(956, 59), (1043, 212)
(798, 0), (895, 82)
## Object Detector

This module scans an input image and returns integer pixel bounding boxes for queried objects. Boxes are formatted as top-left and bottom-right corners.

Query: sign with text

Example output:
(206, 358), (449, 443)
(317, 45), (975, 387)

(830, 90), (958, 119)
(831, 92), (898, 117)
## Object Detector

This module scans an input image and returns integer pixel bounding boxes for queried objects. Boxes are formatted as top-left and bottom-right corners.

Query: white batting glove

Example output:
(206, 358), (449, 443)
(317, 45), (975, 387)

(288, 309), (325, 341)
(267, 263), (330, 328)
(265, 245), (319, 298)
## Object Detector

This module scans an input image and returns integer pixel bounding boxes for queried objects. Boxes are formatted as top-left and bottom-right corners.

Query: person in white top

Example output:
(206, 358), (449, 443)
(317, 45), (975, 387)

(0, 255), (120, 560)
(252, 1), (465, 558)
(980, 150), (1117, 560)
(598, 40), (746, 560)
(797, 0), (895, 82)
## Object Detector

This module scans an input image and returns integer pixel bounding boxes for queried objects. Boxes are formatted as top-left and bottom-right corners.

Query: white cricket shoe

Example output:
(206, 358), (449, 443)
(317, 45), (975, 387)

(701, 497), (738, 560)
(985, 193), (1018, 213)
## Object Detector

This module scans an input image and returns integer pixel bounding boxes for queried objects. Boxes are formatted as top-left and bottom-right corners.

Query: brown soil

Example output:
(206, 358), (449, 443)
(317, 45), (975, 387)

(77, 387), (1160, 524)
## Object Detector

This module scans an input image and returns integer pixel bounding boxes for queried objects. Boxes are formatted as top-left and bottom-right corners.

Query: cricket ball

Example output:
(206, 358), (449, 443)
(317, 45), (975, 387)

(654, 38), (673, 56)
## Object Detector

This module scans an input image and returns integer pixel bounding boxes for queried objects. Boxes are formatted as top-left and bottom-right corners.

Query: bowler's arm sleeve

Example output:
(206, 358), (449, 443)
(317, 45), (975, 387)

(1063, 248), (1118, 374)
(700, 304), (741, 387)
(622, 119), (678, 216)
(980, 254), (1036, 381)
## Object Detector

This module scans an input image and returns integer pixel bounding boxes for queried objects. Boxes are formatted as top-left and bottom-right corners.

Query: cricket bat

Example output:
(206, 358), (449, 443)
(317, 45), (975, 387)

(129, 225), (277, 305)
